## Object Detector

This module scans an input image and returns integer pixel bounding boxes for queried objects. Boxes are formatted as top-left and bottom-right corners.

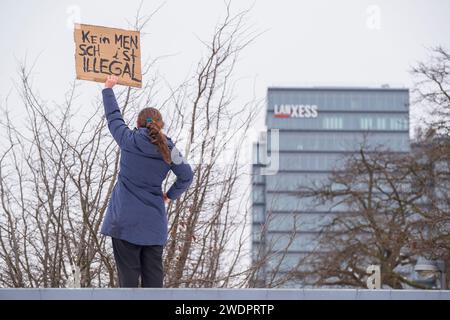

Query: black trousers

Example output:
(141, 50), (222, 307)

(111, 237), (164, 288)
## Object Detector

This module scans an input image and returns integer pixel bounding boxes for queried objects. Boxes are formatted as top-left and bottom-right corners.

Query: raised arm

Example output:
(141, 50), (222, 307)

(166, 147), (194, 200)
(102, 75), (132, 148)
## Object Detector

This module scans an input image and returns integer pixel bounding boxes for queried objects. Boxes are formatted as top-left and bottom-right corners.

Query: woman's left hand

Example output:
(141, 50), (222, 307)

(105, 75), (119, 88)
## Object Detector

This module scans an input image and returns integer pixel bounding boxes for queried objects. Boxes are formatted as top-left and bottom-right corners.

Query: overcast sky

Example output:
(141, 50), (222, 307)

(1, 0), (450, 138)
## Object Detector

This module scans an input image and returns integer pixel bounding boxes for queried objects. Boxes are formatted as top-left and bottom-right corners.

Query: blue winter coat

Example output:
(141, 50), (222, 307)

(100, 88), (193, 246)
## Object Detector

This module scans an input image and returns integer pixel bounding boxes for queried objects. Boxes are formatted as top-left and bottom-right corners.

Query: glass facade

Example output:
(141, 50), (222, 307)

(251, 87), (410, 287)
(268, 113), (409, 131)
(269, 132), (410, 152)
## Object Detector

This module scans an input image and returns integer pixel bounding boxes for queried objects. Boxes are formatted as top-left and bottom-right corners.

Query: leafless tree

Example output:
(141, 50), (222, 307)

(0, 2), (264, 288)
(284, 47), (450, 289)
(289, 148), (427, 288)
(410, 46), (450, 287)
(411, 46), (450, 135)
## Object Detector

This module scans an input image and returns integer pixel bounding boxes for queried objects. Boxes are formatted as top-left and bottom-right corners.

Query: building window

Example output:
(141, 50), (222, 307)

(252, 186), (265, 203)
(324, 117), (343, 129)
(377, 118), (387, 130)
(350, 93), (359, 110)
(252, 225), (263, 242)
(360, 117), (374, 130)
(252, 206), (265, 223)
(390, 118), (409, 130)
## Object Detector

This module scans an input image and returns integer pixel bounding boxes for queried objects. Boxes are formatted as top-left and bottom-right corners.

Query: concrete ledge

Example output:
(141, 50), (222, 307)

(1, 288), (450, 300)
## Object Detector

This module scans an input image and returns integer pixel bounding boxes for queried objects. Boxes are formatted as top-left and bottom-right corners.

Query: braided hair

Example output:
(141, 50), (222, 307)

(137, 107), (171, 164)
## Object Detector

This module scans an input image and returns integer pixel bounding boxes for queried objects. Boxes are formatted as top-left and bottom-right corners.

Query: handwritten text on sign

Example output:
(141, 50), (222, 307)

(74, 24), (142, 88)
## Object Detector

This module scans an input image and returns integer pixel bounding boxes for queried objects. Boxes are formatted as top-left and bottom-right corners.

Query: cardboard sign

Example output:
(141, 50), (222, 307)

(74, 24), (142, 88)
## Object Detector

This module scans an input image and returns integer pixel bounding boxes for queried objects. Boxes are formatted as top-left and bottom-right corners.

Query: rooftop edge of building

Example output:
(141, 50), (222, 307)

(0, 288), (449, 300)
(268, 86), (409, 92)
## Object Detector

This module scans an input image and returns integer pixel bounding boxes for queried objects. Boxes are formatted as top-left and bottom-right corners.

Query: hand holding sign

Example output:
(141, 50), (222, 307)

(105, 75), (119, 88)
(74, 24), (142, 88)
